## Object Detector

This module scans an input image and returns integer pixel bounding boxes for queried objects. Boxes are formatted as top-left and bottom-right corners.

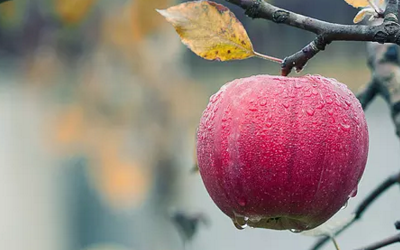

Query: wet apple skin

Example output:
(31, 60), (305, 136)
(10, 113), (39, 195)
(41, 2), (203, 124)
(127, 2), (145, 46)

(196, 75), (369, 230)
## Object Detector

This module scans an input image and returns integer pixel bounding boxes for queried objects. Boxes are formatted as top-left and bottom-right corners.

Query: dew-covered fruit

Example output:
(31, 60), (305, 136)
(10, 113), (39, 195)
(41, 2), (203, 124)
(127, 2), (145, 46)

(196, 75), (369, 231)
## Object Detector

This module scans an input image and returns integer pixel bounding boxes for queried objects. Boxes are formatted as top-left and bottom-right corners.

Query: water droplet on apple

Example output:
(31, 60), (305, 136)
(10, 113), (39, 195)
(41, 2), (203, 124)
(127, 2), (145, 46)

(233, 221), (247, 230)
(326, 98), (333, 104)
(304, 88), (312, 97)
(335, 100), (342, 107)
(340, 123), (351, 130)
(260, 100), (267, 106)
(238, 197), (247, 206)
(312, 89), (318, 95)
(349, 188), (358, 197)
(306, 108), (315, 116)
(210, 92), (222, 103)
(316, 100), (325, 109)
(232, 213), (249, 230)
(295, 81), (303, 89)
(328, 109), (334, 115)
(266, 122), (272, 128)
(274, 86), (284, 95)
(341, 200), (348, 210)
(249, 107), (258, 112)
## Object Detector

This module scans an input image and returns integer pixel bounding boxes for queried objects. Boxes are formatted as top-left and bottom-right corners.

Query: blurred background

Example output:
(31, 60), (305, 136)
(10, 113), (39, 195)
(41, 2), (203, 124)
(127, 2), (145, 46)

(0, 0), (399, 250)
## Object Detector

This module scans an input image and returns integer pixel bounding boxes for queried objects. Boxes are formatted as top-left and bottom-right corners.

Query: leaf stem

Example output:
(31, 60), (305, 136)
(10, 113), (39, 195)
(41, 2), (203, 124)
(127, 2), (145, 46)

(253, 51), (283, 64)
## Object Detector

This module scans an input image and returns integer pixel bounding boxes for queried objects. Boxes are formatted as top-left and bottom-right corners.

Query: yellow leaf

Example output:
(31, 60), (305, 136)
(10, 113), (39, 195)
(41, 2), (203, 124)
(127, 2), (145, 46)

(157, 1), (255, 61)
(89, 135), (151, 209)
(0, 1), (17, 26)
(133, 0), (174, 39)
(344, 0), (370, 8)
(353, 7), (375, 23)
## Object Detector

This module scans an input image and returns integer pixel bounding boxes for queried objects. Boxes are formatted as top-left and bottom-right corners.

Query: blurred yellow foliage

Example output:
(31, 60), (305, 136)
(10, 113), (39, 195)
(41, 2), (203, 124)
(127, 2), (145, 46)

(101, 0), (175, 58)
(131, 0), (173, 40)
(91, 136), (151, 209)
(0, 1), (18, 26)
(25, 48), (62, 86)
(51, 101), (153, 209)
(54, 105), (85, 146)
(33, 0), (205, 211)
(101, 4), (137, 56)
(55, 0), (96, 24)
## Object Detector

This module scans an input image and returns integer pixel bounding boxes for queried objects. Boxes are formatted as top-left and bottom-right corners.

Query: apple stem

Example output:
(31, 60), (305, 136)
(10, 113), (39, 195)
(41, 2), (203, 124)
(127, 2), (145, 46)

(253, 51), (283, 64)
(330, 236), (341, 250)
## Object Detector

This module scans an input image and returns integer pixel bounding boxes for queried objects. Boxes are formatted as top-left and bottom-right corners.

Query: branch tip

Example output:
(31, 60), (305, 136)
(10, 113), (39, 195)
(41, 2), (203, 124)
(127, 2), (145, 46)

(394, 221), (400, 230)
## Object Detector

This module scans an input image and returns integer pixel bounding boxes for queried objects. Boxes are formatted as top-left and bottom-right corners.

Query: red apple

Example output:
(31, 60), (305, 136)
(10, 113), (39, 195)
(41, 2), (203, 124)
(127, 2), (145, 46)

(196, 75), (369, 231)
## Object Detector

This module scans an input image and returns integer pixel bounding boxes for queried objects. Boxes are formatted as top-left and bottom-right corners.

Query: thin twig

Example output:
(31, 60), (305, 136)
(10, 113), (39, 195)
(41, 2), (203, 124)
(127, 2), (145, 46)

(355, 233), (400, 250)
(309, 172), (400, 250)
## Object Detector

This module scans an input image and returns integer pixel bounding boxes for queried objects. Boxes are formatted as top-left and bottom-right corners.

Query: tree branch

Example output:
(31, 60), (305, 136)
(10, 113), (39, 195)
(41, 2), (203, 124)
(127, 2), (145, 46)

(354, 233), (400, 250)
(356, 81), (378, 110)
(309, 172), (400, 250)
(365, 42), (400, 137)
(225, 0), (400, 75)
